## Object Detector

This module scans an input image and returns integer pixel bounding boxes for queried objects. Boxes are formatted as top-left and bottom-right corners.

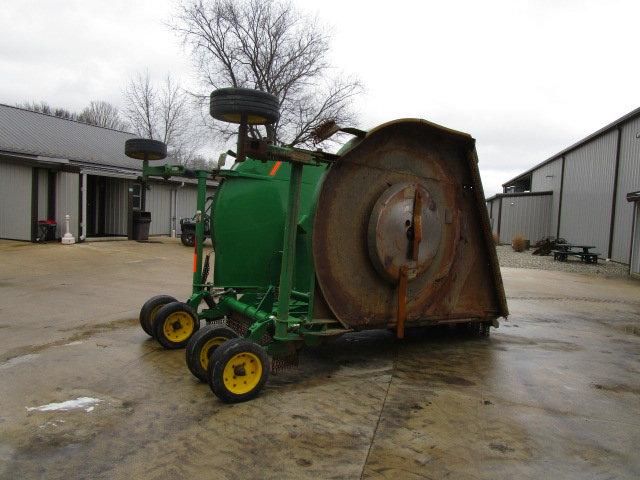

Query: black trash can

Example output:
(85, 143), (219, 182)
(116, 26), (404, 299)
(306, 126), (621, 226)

(37, 220), (58, 242)
(133, 211), (152, 241)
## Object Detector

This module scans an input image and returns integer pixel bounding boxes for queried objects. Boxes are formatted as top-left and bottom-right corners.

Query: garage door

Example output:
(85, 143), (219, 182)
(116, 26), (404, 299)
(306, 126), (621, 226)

(147, 182), (172, 235)
(175, 185), (200, 234)
(632, 205), (640, 276)
(0, 162), (32, 240)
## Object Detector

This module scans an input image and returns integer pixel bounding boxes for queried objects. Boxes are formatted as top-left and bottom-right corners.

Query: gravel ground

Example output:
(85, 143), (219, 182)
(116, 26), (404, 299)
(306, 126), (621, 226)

(495, 244), (630, 278)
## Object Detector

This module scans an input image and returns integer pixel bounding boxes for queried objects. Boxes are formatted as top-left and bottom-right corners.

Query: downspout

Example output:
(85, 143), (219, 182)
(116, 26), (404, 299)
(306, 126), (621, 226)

(497, 196), (503, 244)
(31, 168), (39, 242)
(628, 201), (637, 270)
(80, 173), (87, 241)
(556, 156), (565, 240)
(171, 186), (177, 237)
(607, 127), (623, 259)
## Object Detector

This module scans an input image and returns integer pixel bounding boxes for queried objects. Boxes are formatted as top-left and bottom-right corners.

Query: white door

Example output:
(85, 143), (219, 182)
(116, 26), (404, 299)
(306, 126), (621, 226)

(0, 162), (32, 240)
(632, 204), (640, 275)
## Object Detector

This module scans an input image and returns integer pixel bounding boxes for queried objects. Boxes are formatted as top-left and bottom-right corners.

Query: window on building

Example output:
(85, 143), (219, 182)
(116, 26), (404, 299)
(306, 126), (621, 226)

(131, 183), (142, 210)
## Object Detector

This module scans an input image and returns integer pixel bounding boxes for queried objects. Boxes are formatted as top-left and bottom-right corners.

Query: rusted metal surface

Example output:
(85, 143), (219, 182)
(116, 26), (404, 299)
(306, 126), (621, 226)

(466, 148), (509, 320)
(396, 265), (408, 339)
(367, 182), (440, 283)
(312, 119), (508, 330)
(412, 187), (422, 262)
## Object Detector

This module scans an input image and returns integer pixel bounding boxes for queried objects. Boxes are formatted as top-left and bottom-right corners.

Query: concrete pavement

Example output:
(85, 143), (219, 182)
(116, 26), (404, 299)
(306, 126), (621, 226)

(0, 239), (639, 479)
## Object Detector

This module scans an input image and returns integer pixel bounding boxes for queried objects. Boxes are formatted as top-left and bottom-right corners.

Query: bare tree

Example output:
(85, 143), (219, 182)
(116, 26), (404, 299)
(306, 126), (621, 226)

(16, 101), (77, 121)
(17, 100), (128, 130)
(122, 72), (201, 165)
(77, 101), (127, 130)
(172, 0), (362, 147)
(188, 154), (212, 170)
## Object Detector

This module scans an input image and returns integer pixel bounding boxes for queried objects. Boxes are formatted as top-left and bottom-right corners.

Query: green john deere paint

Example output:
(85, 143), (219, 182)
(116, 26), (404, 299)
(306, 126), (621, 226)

(211, 158), (327, 295)
(127, 87), (508, 404)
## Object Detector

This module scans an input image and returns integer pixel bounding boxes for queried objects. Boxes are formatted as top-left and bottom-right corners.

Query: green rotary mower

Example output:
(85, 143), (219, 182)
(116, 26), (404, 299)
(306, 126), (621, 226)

(126, 87), (507, 403)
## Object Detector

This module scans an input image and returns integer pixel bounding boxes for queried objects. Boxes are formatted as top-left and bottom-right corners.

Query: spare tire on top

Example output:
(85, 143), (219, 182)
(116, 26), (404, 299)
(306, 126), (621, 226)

(125, 138), (167, 161)
(210, 88), (279, 125)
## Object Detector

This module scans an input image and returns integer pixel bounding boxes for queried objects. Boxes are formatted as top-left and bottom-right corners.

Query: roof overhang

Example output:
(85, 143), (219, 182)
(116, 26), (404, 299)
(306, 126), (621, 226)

(486, 190), (553, 202)
(0, 151), (218, 186)
(77, 163), (218, 187)
(0, 150), (80, 171)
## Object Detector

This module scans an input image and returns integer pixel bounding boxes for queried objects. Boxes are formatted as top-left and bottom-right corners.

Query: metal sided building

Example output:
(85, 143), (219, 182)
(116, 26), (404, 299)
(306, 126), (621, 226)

(486, 191), (553, 245)
(0, 104), (214, 242)
(627, 191), (640, 277)
(494, 107), (640, 265)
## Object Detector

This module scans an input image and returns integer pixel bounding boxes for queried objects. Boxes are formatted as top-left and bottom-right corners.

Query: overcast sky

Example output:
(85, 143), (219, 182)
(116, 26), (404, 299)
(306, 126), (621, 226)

(1, 0), (639, 194)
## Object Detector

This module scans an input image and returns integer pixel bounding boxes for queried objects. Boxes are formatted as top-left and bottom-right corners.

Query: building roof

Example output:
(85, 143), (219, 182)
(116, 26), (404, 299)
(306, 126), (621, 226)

(485, 190), (553, 202)
(0, 103), (141, 171)
(502, 106), (640, 188)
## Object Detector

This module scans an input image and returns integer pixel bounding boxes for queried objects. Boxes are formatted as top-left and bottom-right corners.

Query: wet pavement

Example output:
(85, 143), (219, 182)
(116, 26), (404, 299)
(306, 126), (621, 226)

(0, 239), (639, 479)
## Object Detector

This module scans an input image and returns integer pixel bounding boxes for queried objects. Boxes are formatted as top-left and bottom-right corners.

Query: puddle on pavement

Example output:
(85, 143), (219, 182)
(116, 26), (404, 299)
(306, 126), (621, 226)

(591, 382), (640, 395)
(1, 318), (136, 363)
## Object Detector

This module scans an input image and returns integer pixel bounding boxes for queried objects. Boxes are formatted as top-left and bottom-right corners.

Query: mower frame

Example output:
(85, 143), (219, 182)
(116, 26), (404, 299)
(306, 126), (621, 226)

(140, 142), (344, 359)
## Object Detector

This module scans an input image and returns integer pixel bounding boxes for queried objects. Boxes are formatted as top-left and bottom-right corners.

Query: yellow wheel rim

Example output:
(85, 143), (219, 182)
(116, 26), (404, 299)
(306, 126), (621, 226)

(223, 352), (262, 395)
(199, 337), (228, 371)
(162, 311), (194, 343)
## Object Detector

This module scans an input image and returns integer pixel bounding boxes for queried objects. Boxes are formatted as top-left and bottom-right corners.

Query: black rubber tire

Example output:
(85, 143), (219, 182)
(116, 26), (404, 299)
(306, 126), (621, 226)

(125, 138), (167, 161)
(185, 325), (238, 382)
(208, 338), (270, 403)
(479, 322), (491, 338)
(181, 231), (195, 247)
(139, 295), (177, 337)
(210, 88), (279, 125)
(460, 321), (491, 338)
(154, 301), (200, 349)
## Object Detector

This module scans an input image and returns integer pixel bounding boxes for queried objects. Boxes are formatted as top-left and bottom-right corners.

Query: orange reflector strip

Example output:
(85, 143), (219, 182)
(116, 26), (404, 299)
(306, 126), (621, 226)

(269, 161), (282, 176)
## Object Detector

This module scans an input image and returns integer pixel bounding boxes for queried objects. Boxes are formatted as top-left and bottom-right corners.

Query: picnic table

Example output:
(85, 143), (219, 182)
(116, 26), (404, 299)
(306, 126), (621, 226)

(552, 244), (599, 264)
